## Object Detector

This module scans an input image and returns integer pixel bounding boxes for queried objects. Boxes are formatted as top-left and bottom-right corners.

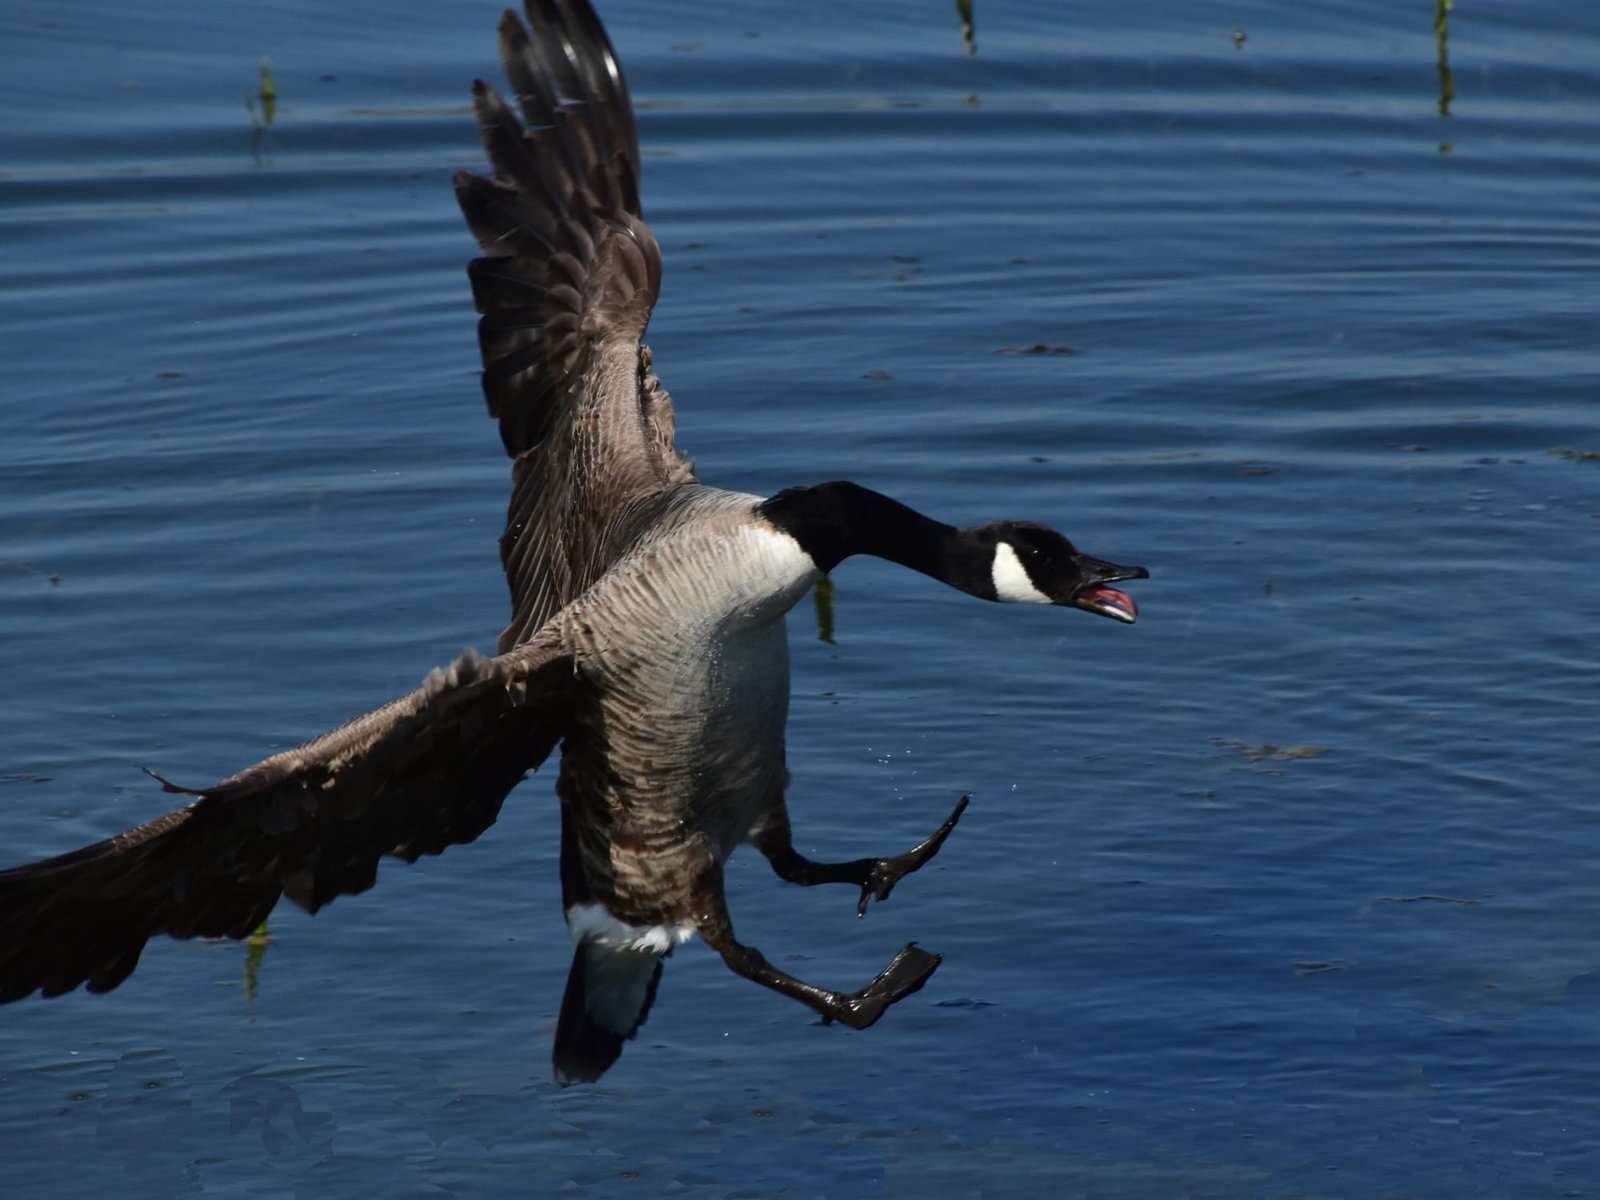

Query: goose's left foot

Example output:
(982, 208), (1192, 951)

(692, 870), (942, 1030)
(819, 942), (943, 1028)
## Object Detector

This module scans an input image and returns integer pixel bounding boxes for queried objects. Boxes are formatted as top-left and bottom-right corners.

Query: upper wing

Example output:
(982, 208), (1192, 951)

(456, 0), (695, 653)
(0, 631), (574, 1004)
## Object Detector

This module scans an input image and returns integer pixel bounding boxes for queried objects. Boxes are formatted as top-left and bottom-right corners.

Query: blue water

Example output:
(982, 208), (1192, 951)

(3, 0), (1598, 1193)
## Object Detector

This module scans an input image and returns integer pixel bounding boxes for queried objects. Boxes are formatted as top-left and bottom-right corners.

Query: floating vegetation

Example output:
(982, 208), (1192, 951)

(259, 58), (278, 123)
(0, 563), (57, 584)
(245, 57), (278, 159)
(995, 344), (1075, 356)
(955, 0), (976, 56)
(1435, 0), (1455, 136)
(814, 575), (836, 644)
(243, 918), (271, 1003)
(1550, 447), (1600, 462)
(1213, 738), (1330, 764)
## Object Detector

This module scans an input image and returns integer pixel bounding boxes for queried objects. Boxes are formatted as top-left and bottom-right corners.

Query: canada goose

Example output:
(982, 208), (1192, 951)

(0, 0), (1147, 1086)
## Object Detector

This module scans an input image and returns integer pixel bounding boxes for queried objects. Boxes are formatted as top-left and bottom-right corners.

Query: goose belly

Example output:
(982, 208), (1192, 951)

(582, 616), (792, 857)
(556, 516), (816, 920)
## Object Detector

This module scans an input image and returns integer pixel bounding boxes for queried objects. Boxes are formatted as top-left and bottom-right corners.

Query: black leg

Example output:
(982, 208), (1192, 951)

(689, 864), (941, 1029)
(752, 794), (970, 917)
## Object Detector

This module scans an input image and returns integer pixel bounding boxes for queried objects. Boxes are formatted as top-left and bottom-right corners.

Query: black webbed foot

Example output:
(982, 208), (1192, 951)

(696, 871), (944, 1032)
(855, 794), (970, 917)
(819, 942), (943, 1029)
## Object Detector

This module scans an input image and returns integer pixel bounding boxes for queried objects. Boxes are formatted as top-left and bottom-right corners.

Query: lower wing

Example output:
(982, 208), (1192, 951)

(0, 630), (575, 1003)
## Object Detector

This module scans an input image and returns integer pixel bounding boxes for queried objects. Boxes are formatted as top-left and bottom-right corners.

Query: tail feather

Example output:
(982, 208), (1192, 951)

(552, 943), (663, 1086)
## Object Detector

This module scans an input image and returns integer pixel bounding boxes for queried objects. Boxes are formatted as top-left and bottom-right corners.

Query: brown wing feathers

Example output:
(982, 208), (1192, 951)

(459, 3), (692, 654)
(501, 0), (640, 195)
(456, 3), (651, 458)
(0, 638), (574, 1004)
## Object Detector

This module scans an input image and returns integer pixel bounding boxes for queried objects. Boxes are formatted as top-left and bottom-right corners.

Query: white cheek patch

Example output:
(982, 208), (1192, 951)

(991, 541), (1053, 604)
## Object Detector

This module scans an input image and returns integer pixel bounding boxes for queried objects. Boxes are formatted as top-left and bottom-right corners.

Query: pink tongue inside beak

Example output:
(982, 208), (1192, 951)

(1080, 584), (1137, 623)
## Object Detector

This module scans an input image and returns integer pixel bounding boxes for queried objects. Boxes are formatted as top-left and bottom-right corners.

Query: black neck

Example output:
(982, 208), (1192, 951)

(759, 481), (991, 597)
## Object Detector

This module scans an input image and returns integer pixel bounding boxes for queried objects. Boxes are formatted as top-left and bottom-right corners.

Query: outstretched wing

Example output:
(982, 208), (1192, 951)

(0, 631), (574, 1004)
(456, 0), (695, 654)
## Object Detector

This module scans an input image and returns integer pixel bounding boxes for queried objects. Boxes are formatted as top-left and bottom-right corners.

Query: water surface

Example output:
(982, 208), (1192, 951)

(3, 0), (1598, 1194)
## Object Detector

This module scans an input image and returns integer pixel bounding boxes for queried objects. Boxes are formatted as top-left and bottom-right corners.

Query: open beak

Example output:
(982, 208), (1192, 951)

(1069, 556), (1149, 624)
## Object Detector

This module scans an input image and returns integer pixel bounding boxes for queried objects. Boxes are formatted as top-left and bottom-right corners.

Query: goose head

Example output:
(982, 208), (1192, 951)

(757, 482), (1148, 622)
(976, 521), (1147, 622)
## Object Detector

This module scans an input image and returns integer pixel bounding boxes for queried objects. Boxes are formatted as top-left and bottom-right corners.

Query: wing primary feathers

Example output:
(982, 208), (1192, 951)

(457, 1), (696, 651)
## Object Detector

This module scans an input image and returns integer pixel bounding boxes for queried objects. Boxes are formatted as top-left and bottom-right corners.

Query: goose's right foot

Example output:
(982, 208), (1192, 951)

(753, 794), (972, 916)
(854, 795), (969, 917)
